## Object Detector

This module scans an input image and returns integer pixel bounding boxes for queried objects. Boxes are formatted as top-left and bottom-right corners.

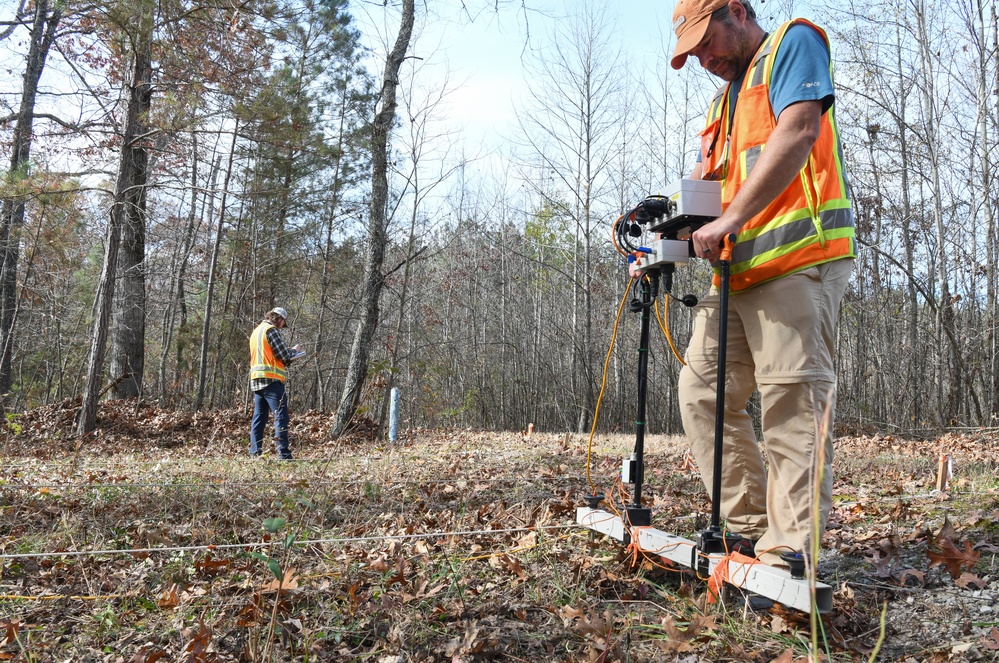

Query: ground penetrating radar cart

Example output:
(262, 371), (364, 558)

(577, 180), (832, 614)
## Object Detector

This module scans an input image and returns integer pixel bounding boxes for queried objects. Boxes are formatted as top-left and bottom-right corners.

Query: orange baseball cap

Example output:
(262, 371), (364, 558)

(671, 0), (730, 69)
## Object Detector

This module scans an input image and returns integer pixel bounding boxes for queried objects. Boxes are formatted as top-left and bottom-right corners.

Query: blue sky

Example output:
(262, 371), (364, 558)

(435, 1), (674, 135)
(349, 1), (680, 155)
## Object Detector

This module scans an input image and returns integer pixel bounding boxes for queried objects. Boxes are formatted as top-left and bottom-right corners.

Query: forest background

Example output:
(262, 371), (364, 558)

(0, 0), (996, 440)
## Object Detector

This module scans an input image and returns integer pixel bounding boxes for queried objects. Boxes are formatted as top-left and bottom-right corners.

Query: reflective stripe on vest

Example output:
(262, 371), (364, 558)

(700, 19), (855, 292)
(249, 321), (287, 382)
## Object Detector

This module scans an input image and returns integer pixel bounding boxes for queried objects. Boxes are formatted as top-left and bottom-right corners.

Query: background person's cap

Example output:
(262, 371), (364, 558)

(270, 307), (288, 320)
(671, 0), (729, 70)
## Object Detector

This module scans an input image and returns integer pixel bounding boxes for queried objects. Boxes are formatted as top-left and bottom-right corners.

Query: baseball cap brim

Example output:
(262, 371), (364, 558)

(670, 0), (730, 70)
(670, 12), (713, 69)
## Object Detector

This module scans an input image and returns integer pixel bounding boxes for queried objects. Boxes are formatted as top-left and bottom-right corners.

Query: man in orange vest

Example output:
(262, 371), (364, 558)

(249, 307), (304, 460)
(670, 0), (855, 566)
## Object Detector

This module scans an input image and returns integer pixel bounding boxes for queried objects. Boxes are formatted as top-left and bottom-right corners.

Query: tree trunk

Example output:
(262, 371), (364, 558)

(913, 0), (962, 425)
(313, 120), (347, 411)
(158, 133), (199, 405)
(889, 17), (921, 428)
(988, 0), (999, 422)
(331, 0), (414, 437)
(108, 10), (154, 401)
(196, 129), (236, 410)
(377, 185), (419, 436)
(0, 0), (61, 411)
(78, 9), (153, 433)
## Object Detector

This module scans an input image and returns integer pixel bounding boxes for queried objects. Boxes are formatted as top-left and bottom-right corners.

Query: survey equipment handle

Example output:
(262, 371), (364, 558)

(710, 233), (737, 529)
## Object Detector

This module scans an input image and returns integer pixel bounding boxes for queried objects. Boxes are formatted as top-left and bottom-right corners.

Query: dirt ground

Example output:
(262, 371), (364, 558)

(0, 399), (997, 661)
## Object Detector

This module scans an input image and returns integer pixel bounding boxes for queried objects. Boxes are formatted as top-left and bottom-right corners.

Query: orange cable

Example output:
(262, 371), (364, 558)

(610, 212), (631, 256)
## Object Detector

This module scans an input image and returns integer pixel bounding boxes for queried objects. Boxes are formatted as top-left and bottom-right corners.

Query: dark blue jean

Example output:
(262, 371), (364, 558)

(249, 381), (291, 458)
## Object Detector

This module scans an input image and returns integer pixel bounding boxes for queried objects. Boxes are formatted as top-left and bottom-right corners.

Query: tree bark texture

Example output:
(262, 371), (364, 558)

(107, 11), (153, 401)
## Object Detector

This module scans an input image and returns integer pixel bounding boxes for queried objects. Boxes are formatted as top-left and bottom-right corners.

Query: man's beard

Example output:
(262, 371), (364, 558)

(707, 28), (757, 81)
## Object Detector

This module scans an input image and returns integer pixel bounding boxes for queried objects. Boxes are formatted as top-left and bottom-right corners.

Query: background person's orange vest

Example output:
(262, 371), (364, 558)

(249, 321), (287, 382)
(699, 19), (855, 292)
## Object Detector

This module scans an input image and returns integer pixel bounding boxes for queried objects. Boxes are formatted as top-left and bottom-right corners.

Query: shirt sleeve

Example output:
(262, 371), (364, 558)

(266, 327), (295, 363)
(768, 23), (834, 119)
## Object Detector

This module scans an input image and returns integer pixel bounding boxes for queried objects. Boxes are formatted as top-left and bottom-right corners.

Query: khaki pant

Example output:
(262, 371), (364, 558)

(678, 259), (853, 565)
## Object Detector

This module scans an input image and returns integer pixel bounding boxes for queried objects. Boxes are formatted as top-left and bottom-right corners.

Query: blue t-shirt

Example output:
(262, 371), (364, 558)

(768, 23), (834, 117)
(699, 23), (834, 162)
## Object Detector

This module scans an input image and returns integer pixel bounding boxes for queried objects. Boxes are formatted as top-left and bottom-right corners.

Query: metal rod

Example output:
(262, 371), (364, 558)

(633, 265), (676, 512)
(631, 275), (653, 510)
(710, 234), (736, 529)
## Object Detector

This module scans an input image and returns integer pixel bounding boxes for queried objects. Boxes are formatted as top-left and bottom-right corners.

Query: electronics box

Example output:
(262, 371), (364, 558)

(649, 179), (722, 236)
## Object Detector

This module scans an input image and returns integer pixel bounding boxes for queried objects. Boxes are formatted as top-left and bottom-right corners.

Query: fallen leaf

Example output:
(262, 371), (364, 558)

(368, 554), (389, 572)
(180, 617), (213, 660)
(498, 554), (528, 580)
(195, 556), (230, 577)
(262, 567), (299, 593)
(385, 554), (406, 587)
(574, 610), (613, 639)
(658, 613), (716, 652)
(981, 627), (999, 651)
(573, 611), (621, 660)
(516, 531), (538, 548)
(0, 621), (17, 647)
(236, 600), (263, 627)
(866, 551), (894, 578)
(928, 538), (981, 580)
(952, 641), (974, 654)
(558, 605), (584, 626)
(347, 580), (363, 608)
(131, 647), (166, 663)
(898, 569), (926, 587)
(768, 649), (816, 663)
(935, 515), (957, 542)
(954, 573), (987, 590)
(157, 585), (180, 610)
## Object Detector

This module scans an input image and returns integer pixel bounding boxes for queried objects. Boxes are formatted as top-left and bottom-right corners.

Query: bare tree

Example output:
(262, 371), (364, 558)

(513, 1), (624, 432)
(195, 128), (237, 410)
(0, 0), (62, 411)
(331, 0), (415, 436)
(375, 56), (463, 434)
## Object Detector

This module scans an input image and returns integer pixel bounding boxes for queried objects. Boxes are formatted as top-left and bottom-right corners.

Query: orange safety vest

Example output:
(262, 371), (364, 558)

(698, 19), (855, 292)
(249, 321), (287, 382)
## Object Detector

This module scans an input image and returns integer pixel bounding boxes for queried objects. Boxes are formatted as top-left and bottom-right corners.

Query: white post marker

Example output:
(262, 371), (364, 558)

(389, 387), (400, 442)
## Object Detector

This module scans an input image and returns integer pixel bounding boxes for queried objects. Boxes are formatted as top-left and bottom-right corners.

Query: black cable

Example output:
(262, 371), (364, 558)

(616, 206), (643, 254)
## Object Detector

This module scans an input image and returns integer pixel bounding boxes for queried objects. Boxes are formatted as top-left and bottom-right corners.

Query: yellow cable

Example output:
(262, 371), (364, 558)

(585, 278), (634, 495)
(655, 295), (686, 366)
